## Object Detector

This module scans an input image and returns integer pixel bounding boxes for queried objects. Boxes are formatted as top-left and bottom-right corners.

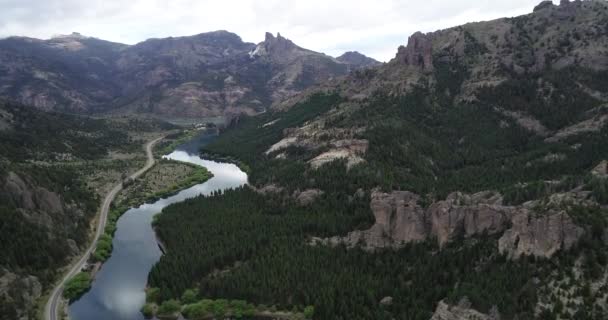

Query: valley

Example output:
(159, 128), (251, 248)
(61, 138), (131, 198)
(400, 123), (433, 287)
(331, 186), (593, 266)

(1, 1), (608, 320)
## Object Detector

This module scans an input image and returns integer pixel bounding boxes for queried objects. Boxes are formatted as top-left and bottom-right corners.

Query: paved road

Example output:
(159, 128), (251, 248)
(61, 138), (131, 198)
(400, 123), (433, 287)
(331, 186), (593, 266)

(44, 136), (163, 320)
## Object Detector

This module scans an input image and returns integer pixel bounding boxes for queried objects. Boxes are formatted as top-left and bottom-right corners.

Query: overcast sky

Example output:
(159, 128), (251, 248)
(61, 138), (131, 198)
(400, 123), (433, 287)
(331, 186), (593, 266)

(0, 0), (558, 61)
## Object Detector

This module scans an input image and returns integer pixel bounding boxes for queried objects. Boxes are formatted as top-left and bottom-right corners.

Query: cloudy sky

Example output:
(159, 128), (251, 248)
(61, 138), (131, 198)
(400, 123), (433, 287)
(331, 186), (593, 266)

(0, 0), (557, 61)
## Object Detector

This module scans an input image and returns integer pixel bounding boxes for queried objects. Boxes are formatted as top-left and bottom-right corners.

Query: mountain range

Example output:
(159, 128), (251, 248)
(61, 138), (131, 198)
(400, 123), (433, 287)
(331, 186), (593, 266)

(3, 0), (608, 319)
(0, 31), (379, 117)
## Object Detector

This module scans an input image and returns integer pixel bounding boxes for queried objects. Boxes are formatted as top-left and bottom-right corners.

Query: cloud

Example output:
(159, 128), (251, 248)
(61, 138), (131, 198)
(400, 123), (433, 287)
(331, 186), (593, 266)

(0, 0), (553, 61)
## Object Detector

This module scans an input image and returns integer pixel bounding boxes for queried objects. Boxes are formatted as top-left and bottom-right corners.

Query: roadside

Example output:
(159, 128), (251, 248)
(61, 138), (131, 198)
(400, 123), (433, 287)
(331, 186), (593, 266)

(43, 136), (164, 320)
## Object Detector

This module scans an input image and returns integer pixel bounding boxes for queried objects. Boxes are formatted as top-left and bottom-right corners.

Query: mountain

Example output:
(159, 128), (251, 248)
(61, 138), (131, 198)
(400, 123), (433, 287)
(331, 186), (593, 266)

(0, 33), (126, 113)
(0, 31), (369, 118)
(147, 1), (608, 319)
(336, 51), (382, 71)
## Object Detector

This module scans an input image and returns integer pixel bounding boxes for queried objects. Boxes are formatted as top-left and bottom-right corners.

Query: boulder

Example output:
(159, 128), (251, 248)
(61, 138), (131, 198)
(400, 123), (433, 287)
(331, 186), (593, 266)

(380, 296), (393, 306)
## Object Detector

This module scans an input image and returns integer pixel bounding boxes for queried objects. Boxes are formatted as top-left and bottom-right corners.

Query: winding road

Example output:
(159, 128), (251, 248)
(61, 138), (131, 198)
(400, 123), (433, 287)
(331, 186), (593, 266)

(44, 136), (164, 320)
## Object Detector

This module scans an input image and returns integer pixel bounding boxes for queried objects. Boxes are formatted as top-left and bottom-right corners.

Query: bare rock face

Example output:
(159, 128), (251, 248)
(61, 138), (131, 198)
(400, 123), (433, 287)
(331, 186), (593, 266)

(294, 189), (324, 206)
(0, 269), (42, 320)
(430, 300), (498, 320)
(320, 189), (584, 259)
(371, 191), (428, 244)
(254, 184), (285, 195)
(428, 199), (511, 247)
(395, 32), (434, 72)
(498, 211), (584, 259)
(3, 172), (64, 216)
(592, 160), (608, 178)
(380, 296), (393, 306)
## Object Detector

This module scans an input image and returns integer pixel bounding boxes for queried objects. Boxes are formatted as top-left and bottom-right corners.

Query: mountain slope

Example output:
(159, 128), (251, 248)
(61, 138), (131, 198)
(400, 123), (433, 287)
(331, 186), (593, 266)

(148, 2), (608, 319)
(0, 33), (126, 113)
(337, 51), (382, 71)
(0, 100), (172, 320)
(0, 31), (370, 118)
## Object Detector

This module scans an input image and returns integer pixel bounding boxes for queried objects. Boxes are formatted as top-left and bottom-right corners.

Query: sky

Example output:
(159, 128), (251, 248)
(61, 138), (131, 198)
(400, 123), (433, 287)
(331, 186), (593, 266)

(0, 0), (559, 62)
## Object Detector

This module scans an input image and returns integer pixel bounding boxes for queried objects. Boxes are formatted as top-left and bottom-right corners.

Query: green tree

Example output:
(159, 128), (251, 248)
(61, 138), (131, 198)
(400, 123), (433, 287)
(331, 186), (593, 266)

(304, 305), (315, 319)
(140, 303), (156, 319)
(157, 299), (181, 316)
(181, 288), (199, 304)
(63, 272), (92, 301)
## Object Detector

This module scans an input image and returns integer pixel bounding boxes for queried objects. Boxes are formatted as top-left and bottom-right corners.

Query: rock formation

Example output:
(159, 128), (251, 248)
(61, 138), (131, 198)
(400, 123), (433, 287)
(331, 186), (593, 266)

(395, 32), (434, 72)
(0, 269), (42, 320)
(315, 190), (584, 259)
(293, 189), (324, 206)
(430, 300), (499, 320)
(498, 211), (584, 259)
(534, 1), (555, 12)
(1, 171), (88, 319)
(592, 160), (608, 178)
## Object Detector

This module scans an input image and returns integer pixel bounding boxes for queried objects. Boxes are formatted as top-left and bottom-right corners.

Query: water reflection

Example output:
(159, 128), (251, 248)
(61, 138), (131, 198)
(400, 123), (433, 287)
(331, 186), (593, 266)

(69, 133), (247, 320)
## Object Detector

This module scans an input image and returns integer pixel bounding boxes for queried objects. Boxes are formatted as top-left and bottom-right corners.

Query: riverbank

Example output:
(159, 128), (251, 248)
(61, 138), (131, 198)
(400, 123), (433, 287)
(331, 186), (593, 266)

(92, 158), (213, 262)
(66, 131), (248, 320)
(198, 151), (251, 175)
(141, 295), (313, 320)
(44, 136), (163, 320)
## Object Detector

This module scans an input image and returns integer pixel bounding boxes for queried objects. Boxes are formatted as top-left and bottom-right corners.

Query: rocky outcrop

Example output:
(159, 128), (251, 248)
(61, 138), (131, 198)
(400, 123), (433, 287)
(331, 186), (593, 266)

(592, 160), (608, 178)
(309, 139), (369, 169)
(316, 190), (584, 259)
(380, 296), (393, 306)
(534, 1), (555, 12)
(0, 269), (42, 320)
(495, 108), (550, 137)
(395, 32), (434, 72)
(293, 189), (324, 206)
(545, 114), (608, 142)
(498, 211), (584, 259)
(430, 300), (499, 320)
(3, 172), (65, 224)
(428, 192), (511, 247)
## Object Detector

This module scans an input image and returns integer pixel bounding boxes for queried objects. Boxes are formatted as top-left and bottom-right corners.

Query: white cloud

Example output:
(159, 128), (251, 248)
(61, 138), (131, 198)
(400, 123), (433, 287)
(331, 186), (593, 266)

(0, 0), (556, 61)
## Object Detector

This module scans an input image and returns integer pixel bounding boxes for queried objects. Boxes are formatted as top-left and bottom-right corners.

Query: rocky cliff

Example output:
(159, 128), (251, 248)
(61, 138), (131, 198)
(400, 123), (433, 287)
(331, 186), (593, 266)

(315, 189), (585, 259)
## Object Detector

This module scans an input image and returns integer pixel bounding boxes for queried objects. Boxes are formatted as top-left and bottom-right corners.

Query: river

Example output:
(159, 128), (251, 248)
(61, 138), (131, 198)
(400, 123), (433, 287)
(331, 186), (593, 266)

(68, 132), (248, 320)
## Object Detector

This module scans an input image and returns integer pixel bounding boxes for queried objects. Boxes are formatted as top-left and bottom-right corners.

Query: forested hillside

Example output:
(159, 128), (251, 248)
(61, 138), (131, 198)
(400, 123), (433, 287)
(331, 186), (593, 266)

(149, 2), (608, 320)
(0, 100), (172, 320)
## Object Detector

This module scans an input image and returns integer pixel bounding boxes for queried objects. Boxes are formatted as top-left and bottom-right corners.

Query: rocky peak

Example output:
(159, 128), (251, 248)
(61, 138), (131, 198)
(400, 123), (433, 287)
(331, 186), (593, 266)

(253, 32), (303, 61)
(533, 1), (554, 12)
(337, 51), (381, 71)
(394, 31), (434, 72)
